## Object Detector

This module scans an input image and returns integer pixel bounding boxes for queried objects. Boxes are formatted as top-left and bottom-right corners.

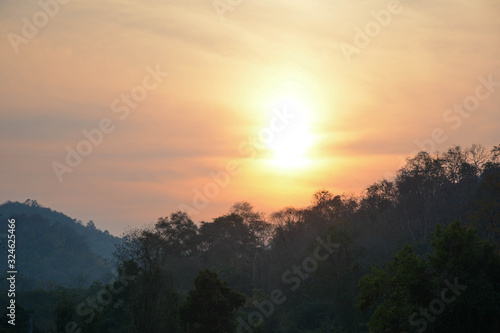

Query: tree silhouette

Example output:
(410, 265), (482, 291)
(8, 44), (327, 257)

(179, 269), (245, 333)
(357, 221), (500, 333)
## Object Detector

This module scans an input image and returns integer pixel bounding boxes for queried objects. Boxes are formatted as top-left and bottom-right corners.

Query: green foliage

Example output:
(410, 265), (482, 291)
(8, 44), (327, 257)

(357, 222), (500, 333)
(0, 200), (121, 258)
(0, 213), (113, 288)
(428, 222), (500, 332)
(357, 245), (433, 332)
(179, 269), (245, 333)
(468, 163), (500, 244)
(3, 144), (499, 332)
(54, 290), (80, 332)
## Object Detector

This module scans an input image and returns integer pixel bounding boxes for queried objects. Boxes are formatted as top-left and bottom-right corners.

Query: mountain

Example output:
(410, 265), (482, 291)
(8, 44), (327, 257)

(0, 199), (122, 287)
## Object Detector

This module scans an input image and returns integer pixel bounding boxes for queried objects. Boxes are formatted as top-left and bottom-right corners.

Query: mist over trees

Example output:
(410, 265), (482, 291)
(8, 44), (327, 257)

(1, 144), (500, 332)
(0, 201), (118, 289)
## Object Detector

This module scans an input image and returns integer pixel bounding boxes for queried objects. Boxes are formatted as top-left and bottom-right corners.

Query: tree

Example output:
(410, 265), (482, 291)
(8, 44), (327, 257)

(113, 228), (180, 332)
(87, 220), (97, 230)
(230, 202), (273, 249)
(465, 144), (489, 176)
(427, 222), (500, 333)
(309, 190), (358, 226)
(469, 161), (500, 245)
(179, 269), (245, 333)
(199, 213), (256, 266)
(442, 145), (468, 183)
(360, 179), (397, 230)
(54, 291), (81, 333)
(155, 211), (198, 256)
(357, 221), (500, 333)
(395, 152), (449, 242)
(230, 201), (265, 224)
(357, 245), (433, 333)
(492, 144), (500, 162)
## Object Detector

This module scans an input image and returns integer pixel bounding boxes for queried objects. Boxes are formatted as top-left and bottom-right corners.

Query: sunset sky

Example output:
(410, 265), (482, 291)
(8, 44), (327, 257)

(1, 0), (499, 235)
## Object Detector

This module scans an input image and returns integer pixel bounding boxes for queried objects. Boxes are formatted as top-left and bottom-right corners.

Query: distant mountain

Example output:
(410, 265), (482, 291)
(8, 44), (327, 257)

(0, 199), (121, 258)
(0, 200), (122, 287)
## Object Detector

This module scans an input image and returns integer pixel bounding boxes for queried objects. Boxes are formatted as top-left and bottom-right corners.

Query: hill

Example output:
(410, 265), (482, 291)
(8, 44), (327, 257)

(0, 200), (121, 287)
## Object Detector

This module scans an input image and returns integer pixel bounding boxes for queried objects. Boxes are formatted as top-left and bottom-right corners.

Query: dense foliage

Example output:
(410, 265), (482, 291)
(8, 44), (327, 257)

(1, 144), (499, 332)
(0, 199), (121, 258)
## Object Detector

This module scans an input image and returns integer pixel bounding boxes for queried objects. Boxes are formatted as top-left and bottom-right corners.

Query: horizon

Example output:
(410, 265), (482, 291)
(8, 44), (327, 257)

(1, 143), (497, 237)
(1, 0), (499, 236)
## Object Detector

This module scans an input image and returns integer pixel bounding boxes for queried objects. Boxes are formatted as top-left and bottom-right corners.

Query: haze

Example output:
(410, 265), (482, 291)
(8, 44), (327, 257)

(1, 0), (499, 235)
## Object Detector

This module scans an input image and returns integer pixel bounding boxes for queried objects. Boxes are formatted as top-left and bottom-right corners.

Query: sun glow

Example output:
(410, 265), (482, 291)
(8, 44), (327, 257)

(264, 89), (316, 169)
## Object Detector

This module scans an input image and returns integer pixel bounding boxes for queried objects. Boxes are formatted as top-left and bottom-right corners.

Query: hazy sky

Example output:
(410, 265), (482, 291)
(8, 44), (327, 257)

(1, 0), (499, 235)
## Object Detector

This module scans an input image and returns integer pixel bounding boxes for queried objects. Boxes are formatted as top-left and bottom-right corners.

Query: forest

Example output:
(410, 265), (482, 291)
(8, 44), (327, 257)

(1, 144), (500, 333)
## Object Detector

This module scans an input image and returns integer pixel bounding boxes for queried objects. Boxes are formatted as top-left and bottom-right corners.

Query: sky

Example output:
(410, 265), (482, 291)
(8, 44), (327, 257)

(1, 0), (499, 235)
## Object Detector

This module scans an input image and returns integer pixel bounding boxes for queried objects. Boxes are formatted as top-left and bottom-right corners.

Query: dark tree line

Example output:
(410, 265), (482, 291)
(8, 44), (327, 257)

(88, 144), (498, 333)
(2, 144), (499, 332)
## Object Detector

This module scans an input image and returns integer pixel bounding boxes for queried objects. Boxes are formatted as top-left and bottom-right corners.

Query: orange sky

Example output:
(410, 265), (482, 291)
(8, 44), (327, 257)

(1, 0), (499, 235)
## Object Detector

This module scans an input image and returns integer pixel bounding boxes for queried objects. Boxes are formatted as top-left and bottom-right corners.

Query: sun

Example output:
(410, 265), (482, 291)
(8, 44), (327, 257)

(265, 93), (315, 169)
